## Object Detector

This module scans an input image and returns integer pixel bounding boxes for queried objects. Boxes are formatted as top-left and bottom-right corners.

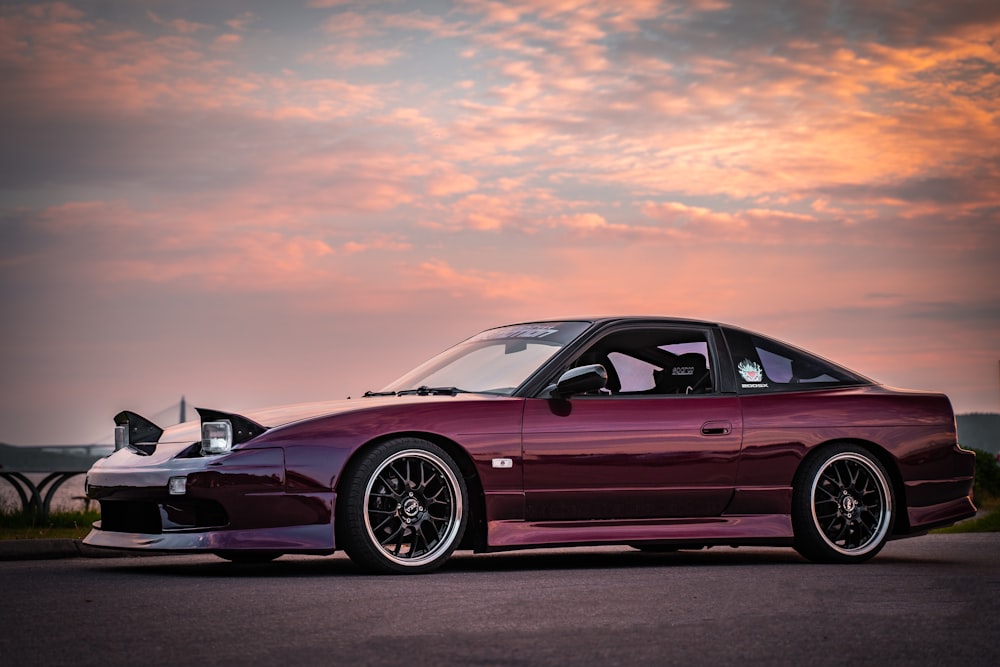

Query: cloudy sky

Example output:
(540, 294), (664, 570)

(1, 0), (998, 445)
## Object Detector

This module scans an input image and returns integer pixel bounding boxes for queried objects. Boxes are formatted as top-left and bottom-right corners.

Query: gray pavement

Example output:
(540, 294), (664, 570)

(0, 538), (127, 561)
(1, 534), (998, 666)
(0, 537), (174, 560)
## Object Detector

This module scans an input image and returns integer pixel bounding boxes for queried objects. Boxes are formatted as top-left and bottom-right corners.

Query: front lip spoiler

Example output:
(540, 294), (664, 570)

(83, 524), (336, 554)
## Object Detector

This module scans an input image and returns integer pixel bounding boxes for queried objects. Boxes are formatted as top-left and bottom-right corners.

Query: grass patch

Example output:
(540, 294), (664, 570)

(0, 509), (99, 541)
(932, 496), (1000, 534)
(933, 509), (1000, 533)
(931, 449), (1000, 534)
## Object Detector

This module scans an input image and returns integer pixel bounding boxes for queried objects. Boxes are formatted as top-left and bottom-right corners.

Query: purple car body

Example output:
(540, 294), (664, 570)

(84, 318), (976, 572)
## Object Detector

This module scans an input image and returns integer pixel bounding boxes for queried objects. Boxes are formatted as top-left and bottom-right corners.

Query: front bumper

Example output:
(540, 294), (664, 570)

(84, 523), (335, 554)
(83, 445), (336, 554)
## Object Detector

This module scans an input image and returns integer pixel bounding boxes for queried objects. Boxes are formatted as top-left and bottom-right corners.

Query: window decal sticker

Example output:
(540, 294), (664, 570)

(738, 359), (769, 388)
(478, 326), (559, 340)
(672, 366), (695, 376)
(738, 359), (764, 382)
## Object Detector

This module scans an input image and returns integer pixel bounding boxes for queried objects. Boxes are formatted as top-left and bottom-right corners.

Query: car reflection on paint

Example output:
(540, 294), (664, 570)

(84, 317), (976, 573)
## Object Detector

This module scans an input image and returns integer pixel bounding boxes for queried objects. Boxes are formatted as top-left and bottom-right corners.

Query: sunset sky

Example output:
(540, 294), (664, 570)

(1, 0), (998, 445)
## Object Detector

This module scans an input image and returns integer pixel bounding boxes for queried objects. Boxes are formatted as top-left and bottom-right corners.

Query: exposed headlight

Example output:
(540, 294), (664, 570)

(114, 425), (129, 451)
(201, 420), (233, 455)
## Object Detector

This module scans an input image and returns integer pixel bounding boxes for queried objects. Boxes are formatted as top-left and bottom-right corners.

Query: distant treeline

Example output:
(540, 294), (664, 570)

(957, 413), (1000, 453)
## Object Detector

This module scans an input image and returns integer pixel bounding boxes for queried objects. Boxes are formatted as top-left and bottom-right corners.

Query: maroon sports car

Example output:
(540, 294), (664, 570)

(84, 317), (976, 573)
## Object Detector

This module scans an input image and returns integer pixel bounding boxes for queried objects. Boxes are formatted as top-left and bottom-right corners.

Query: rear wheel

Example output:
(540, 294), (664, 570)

(338, 438), (468, 574)
(792, 444), (894, 563)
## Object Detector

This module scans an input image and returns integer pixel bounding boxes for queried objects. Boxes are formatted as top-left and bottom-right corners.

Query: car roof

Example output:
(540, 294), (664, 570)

(504, 316), (724, 328)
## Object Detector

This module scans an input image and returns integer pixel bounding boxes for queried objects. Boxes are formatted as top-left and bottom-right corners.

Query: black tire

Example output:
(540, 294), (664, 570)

(792, 444), (894, 563)
(213, 551), (283, 564)
(338, 438), (468, 574)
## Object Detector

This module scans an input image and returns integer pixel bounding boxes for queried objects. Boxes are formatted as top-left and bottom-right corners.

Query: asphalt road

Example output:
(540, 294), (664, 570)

(1, 535), (998, 666)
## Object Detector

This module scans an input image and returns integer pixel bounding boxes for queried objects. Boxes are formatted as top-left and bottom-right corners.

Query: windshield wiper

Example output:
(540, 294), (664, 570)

(362, 390), (397, 397)
(395, 386), (470, 396)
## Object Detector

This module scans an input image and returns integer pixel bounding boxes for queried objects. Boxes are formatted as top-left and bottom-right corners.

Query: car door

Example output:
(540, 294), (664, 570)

(521, 325), (743, 521)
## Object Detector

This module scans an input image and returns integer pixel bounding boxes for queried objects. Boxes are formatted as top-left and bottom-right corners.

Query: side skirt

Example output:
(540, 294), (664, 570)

(486, 514), (793, 550)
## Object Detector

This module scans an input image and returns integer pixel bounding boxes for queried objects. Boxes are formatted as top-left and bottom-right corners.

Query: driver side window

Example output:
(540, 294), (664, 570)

(574, 328), (714, 396)
(607, 352), (658, 392)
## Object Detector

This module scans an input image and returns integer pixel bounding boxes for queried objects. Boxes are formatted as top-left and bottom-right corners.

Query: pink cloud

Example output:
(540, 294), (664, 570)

(147, 12), (210, 35)
(460, 0), (525, 24)
(25, 2), (84, 21)
(642, 202), (742, 229)
(382, 11), (467, 37)
(321, 11), (382, 37)
(307, 0), (355, 8)
(265, 76), (387, 120)
(214, 33), (242, 48)
(426, 168), (479, 197)
(29, 200), (344, 292)
(225, 12), (259, 32)
(303, 42), (403, 68)
(553, 213), (610, 230)
(448, 194), (514, 230)
(407, 259), (546, 301)
(342, 234), (411, 254)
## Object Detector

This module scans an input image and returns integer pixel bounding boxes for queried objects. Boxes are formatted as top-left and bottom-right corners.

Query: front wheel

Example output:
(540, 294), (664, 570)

(792, 444), (894, 563)
(338, 438), (468, 574)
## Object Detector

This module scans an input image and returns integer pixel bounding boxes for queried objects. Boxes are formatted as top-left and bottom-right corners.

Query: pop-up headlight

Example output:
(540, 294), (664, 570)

(114, 425), (128, 451)
(112, 411), (163, 454)
(201, 420), (233, 455)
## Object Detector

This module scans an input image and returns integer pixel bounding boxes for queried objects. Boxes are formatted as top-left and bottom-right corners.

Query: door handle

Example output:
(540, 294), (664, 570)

(701, 420), (732, 436)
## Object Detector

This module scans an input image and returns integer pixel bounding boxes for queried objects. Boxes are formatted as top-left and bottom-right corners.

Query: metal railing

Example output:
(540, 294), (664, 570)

(0, 444), (114, 517)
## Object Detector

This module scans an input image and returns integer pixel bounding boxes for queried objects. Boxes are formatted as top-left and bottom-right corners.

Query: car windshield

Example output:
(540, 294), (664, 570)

(380, 321), (591, 396)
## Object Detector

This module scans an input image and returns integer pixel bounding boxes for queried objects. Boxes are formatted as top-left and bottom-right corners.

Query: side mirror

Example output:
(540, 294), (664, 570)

(547, 364), (608, 398)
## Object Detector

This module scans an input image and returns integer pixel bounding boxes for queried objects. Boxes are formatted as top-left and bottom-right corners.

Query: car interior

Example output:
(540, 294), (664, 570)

(574, 329), (714, 395)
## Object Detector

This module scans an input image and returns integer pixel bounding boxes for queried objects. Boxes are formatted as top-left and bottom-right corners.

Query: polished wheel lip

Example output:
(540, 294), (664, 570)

(810, 452), (891, 556)
(362, 448), (463, 568)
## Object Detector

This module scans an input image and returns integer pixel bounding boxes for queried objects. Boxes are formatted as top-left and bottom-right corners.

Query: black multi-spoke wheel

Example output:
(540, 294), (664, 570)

(339, 438), (468, 574)
(793, 444), (894, 563)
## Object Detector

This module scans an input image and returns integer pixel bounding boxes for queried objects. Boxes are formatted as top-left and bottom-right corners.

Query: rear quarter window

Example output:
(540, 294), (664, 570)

(723, 329), (868, 394)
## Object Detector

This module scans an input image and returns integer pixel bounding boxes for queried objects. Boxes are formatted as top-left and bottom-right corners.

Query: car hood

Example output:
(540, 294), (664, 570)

(156, 394), (495, 444)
